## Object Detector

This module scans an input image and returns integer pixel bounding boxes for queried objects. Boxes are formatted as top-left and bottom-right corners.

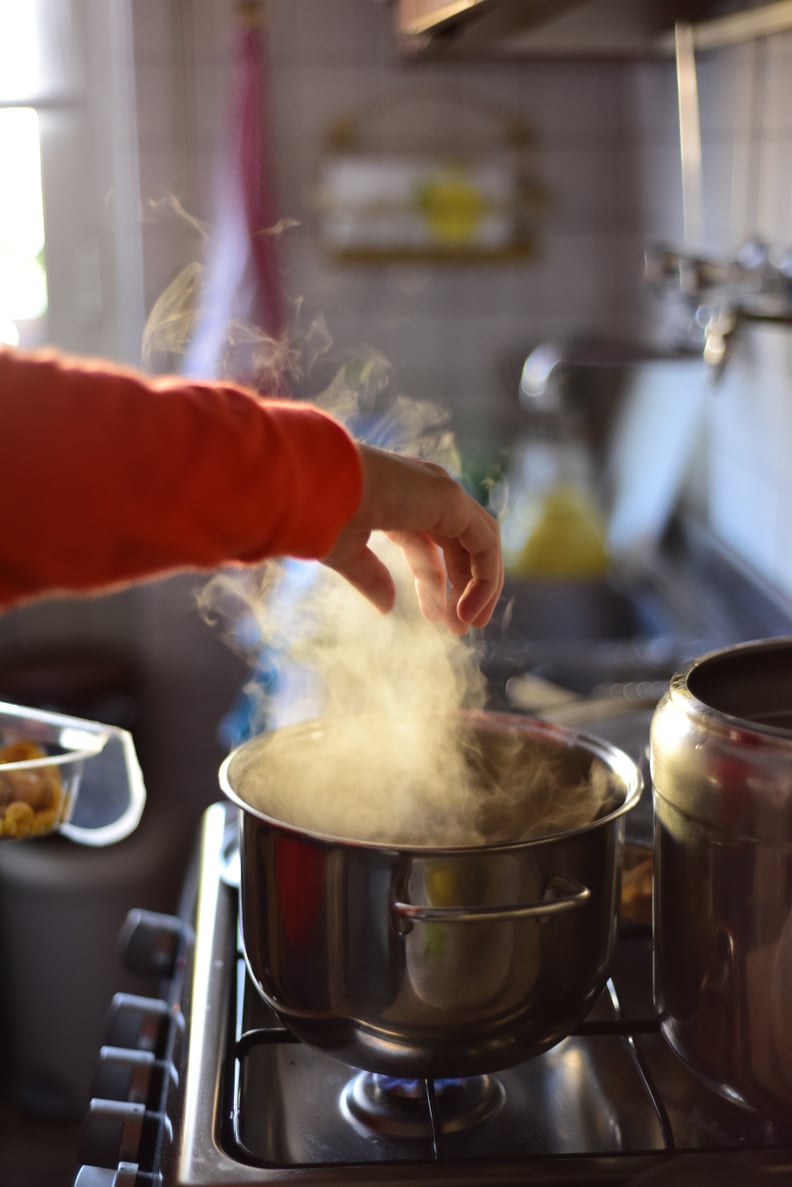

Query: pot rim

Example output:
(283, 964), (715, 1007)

(218, 709), (643, 854)
(664, 636), (792, 746)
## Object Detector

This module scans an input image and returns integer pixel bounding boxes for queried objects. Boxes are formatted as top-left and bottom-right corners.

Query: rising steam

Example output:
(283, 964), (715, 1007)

(197, 359), (613, 847)
(212, 539), (615, 847)
(145, 205), (613, 847)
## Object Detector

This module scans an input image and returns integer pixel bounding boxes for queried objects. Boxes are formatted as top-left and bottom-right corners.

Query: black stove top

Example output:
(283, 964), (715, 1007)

(227, 922), (792, 1175)
(75, 803), (792, 1187)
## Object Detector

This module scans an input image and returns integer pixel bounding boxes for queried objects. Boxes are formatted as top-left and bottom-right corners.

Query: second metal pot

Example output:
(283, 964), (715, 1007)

(220, 710), (641, 1078)
(651, 638), (792, 1117)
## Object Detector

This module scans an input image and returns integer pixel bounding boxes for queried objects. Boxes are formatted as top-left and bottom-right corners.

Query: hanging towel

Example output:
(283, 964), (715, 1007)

(184, 0), (287, 392)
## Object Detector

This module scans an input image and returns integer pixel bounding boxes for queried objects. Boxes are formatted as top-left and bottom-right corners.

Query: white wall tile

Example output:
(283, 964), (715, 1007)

(131, 0), (179, 65)
(696, 41), (758, 137)
(708, 447), (779, 579)
(624, 61), (679, 141)
(289, 0), (392, 68)
(699, 134), (748, 253)
(728, 132), (764, 245)
(760, 28), (792, 135)
(541, 144), (641, 230)
(633, 139), (685, 245)
(754, 133), (792, 246)
(772, 482), (792, 592)
(134, 63), (180, 151)
(533, 62), (633, 145)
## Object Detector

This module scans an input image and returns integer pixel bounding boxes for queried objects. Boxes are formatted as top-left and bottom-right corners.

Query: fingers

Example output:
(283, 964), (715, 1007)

(391, 517), (502, 636)
(322, 442), (504, 633)
(432, 502), (503, 632)
(435, 539), (502, 634)
(326, 526), (498, 636)
(331, 544), (397, 616)
(459, 533), (504, 627)
(386, 530), (448, 625)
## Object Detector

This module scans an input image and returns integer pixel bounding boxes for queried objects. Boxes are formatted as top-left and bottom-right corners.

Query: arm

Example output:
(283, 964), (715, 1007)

(0, 345), (361, 607)
(0, 345), (503, 632)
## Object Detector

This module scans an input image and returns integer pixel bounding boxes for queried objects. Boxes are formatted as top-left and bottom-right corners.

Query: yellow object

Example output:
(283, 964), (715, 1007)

(415, 168), (487, 244)
(0, 738), (66, 838)
(515, 485), (609, 579)
(425, 863), (461, 906)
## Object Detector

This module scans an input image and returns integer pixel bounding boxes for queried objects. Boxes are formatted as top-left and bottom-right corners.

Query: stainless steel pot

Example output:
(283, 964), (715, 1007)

(219, 709), (642, 1078)
(650, 638), (792, 1117)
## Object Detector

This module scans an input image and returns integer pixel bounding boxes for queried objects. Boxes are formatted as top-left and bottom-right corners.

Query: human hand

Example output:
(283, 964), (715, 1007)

(322, 443), (503, 635)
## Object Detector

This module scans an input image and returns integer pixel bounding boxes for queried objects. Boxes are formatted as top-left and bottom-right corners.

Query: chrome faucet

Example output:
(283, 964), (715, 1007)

(518, 238), (792, 406)
(644, 238), (792, 375)
(518, 336), (699, 410)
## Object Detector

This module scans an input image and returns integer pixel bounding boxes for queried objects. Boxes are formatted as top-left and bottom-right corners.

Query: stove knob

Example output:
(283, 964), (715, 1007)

(78, 1099), (166, 1169)
(92, 1046), (155, 1104)
(104, 993), (173, 1055)
(74, 1165), (159, 1186)
(119, 908), (189, 979)
(92, 1044), (177, 1105)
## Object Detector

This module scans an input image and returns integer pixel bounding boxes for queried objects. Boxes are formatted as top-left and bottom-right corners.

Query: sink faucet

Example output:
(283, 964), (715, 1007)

(519, 336), (699, 410)
(644, 238), (792, 376)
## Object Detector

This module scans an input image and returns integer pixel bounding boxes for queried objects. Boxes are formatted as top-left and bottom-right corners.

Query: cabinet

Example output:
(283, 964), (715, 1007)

(393, 0), (787, 59)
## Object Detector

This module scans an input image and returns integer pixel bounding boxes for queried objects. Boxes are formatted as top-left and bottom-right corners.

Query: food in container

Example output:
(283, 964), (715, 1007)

(0, 739), (66, 837)
(0, 700), (146, 846)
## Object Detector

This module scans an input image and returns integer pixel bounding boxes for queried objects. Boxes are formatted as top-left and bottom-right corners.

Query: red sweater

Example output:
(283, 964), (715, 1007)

(0, 346), (363, 608)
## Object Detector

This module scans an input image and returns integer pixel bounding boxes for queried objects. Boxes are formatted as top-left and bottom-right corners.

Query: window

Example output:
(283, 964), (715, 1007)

(0, 0), (144, 361)
(0, 106), (48, 345)
(0, 0), (51, 346)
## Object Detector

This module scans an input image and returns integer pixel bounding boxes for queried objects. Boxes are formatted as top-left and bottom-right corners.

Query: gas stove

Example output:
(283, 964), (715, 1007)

(73, 801), (792, 1186)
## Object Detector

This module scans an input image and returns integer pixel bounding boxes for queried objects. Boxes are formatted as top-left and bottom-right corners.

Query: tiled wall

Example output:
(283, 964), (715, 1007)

(665, 32), (792, 598)
(130, 0), (654, 471)
(129, 1), (792, 599)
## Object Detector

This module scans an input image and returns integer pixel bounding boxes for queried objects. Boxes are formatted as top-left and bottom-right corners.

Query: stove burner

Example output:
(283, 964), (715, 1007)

(341, 1072), (505, 1141)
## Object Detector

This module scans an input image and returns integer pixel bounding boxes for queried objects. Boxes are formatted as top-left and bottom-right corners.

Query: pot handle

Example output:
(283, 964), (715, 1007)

(391, 874), (590, 926)
(59, 727), (147, 847)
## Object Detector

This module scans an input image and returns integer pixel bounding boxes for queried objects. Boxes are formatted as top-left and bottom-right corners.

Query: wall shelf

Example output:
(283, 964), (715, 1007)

(314, 86), (549, 265)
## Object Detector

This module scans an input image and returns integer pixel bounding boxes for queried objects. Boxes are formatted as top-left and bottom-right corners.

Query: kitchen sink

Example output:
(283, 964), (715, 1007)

(482, 572), (709, 704)
(497, 575), (675, 643)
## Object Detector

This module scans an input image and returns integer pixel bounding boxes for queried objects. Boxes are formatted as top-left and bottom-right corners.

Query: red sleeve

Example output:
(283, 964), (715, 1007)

(0, 346), (363, 608)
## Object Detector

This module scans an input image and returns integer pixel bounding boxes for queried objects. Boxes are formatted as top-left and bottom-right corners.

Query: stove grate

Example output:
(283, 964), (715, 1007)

(220, 933), (792, 1175)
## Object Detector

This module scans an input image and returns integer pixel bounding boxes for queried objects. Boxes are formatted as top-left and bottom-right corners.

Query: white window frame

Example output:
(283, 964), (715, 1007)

(3, 0), (145, 364)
